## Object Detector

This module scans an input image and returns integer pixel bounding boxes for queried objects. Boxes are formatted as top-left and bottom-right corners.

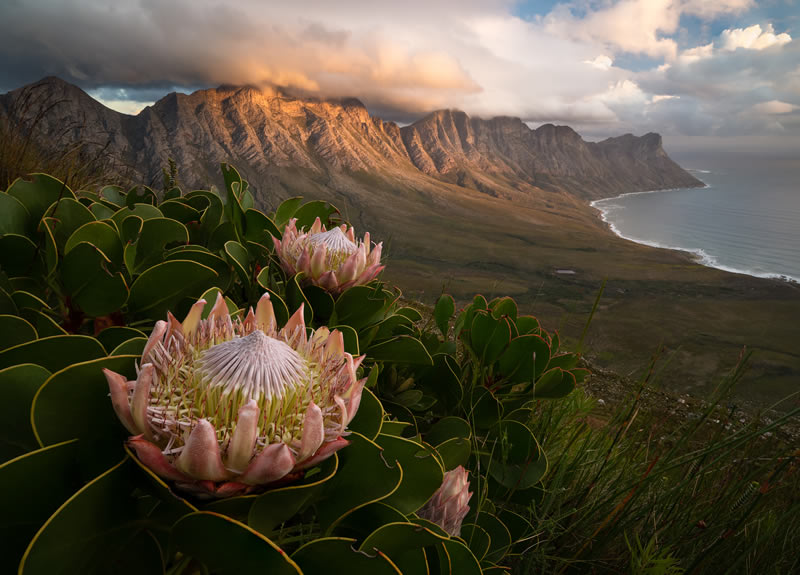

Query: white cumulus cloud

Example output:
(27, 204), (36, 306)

(720, 24), (792, 51)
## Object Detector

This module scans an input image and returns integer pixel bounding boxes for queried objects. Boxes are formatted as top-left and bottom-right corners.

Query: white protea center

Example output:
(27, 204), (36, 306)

(195, 330), (309, 401)
(274, 217), (384, 294)
(103, 292), (366, 499)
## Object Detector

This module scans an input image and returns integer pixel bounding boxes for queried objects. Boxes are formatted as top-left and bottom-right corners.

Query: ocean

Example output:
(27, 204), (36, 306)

(590, 150), (800, 283)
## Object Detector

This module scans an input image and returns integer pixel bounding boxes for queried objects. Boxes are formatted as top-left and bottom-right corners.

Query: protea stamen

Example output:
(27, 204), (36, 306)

(104, 292), (366, 498)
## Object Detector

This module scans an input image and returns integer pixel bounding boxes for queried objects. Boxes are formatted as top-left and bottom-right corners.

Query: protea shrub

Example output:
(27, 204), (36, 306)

(103, 292), (366, 498)
(417, 465), (472, 536)
(273, 217), (383, 294)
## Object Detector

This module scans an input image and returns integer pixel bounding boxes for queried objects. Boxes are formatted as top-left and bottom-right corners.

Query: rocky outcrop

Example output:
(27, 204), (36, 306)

(1, 77), (702, 200)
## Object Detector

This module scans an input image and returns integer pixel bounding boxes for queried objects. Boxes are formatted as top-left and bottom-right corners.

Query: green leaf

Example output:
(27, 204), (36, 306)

(158, 199), (201, 225)
(477, 512), (512, 563)
(244, 208), (282, 244)
(497, 334), (551, 384)
(302, 284), (335, 322)
(19, 309), (66, 337)
(248, 454), (338, 535)
(164, 246), (232, 292)
(12, 290), (48, 312)
(460, 523), (490, 560)
(88, 202), (115, 220)
(376, 434), (443, 514)
(31, 356), (137, 474)
(489, 296), (518, 322)
(292, 200), (339, 230)
(39, 218), (59, 277)
(0, 191), (30, 235)
(110, 204), (163, 230)
(125, 185), (157, 207)
(128, 260), (218, 318)
(515, 315), (540, 335)
(434, 294), (455, 338)
(65, 221), (123, 265)
(434, 436), (472, 470)
(220, 163), (246, 243)
(359, 522), (448, 561)
(293, 537), (402, 575)
(186, 190), (224, 242)
(484, 420), (546, 490)
(110, 338), (146, 356)
(347, 386), (384, 440)
(439, 538), (483, 575)
(0, 287), (17, 315)
(0, 440), (81, 573)
(367, 335), (433, 365)
(99, 185), (126, 208)
(274, 196), (303, 227)
(0, 234), (37, 275)
(224, 240), (251, 285)
(334, 501), (407, 540)
(172, 511), (302, 575)
(96, 326), (146, 353)
(317, 433), (402, 533)
(0, 335), (105, 372)
(396, 307), (423, 322)
(18, 457), (157, 575)
(7, 173), (74, 224)
(132, 217), (189, 273)
(333, 285), (387, 331)
(0, 363), (51, 460)
(118, 214), (143, 244)
(470, 387), (502, 430)
(44, 198), (95, 252)
(0, 314), (37, 351)
(286, 274), (313, 324)
(417, 354), (462, 414)
(534, 367), (574, 399)
(425, 416), (472, 446)
(61, 242), (129, 316)
(546, 353), (579, 372)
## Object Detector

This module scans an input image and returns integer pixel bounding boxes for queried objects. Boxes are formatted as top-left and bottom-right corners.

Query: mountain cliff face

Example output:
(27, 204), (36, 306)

(1, 77), (701, 201)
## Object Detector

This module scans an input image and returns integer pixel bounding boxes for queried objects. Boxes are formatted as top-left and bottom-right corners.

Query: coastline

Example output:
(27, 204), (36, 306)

(589, 182), (800, 286)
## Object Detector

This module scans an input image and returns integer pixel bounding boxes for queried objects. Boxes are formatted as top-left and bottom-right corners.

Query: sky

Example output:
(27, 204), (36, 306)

(1, 0), (798, 148)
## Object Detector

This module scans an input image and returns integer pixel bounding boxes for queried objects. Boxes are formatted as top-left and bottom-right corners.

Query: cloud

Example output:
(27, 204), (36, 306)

(751, 100), (798, 114)
(679, 43), (714, 65)
(0, 0), (796, 145)
(584, 55), (614, 71)
(544, 0), (756, 62)
(720, 24), (792, 51)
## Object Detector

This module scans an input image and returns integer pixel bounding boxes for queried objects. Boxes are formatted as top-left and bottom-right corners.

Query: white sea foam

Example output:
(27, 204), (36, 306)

(590, 185), (800, 285)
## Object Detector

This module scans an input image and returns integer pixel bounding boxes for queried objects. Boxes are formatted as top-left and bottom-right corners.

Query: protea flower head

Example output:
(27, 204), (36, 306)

(273, 217), (383, 294)
(103, 292), (366, 498)
(417, 465), (472, 537)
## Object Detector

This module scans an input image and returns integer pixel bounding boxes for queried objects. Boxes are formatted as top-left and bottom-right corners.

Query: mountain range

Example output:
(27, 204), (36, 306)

(0, 77), (701, 204)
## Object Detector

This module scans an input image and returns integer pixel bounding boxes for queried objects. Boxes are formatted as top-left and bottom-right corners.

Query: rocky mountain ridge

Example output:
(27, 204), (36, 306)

(0, 77), (702, 200)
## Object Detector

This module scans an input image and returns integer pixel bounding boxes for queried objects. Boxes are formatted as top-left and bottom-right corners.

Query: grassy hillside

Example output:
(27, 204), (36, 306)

(247, 165), (800, 406)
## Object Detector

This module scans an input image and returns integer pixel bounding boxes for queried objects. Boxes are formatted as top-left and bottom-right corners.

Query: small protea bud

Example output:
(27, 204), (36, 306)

(103, 292), (365, 498)
(417, 465), (472, 537)
(273, 217), (384, 294)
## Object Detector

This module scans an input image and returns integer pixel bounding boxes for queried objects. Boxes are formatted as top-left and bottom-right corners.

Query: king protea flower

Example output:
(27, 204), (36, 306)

(417, 466), (472, 537)
(103, 292), (366, 498)
(273, 217), (383, 294)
